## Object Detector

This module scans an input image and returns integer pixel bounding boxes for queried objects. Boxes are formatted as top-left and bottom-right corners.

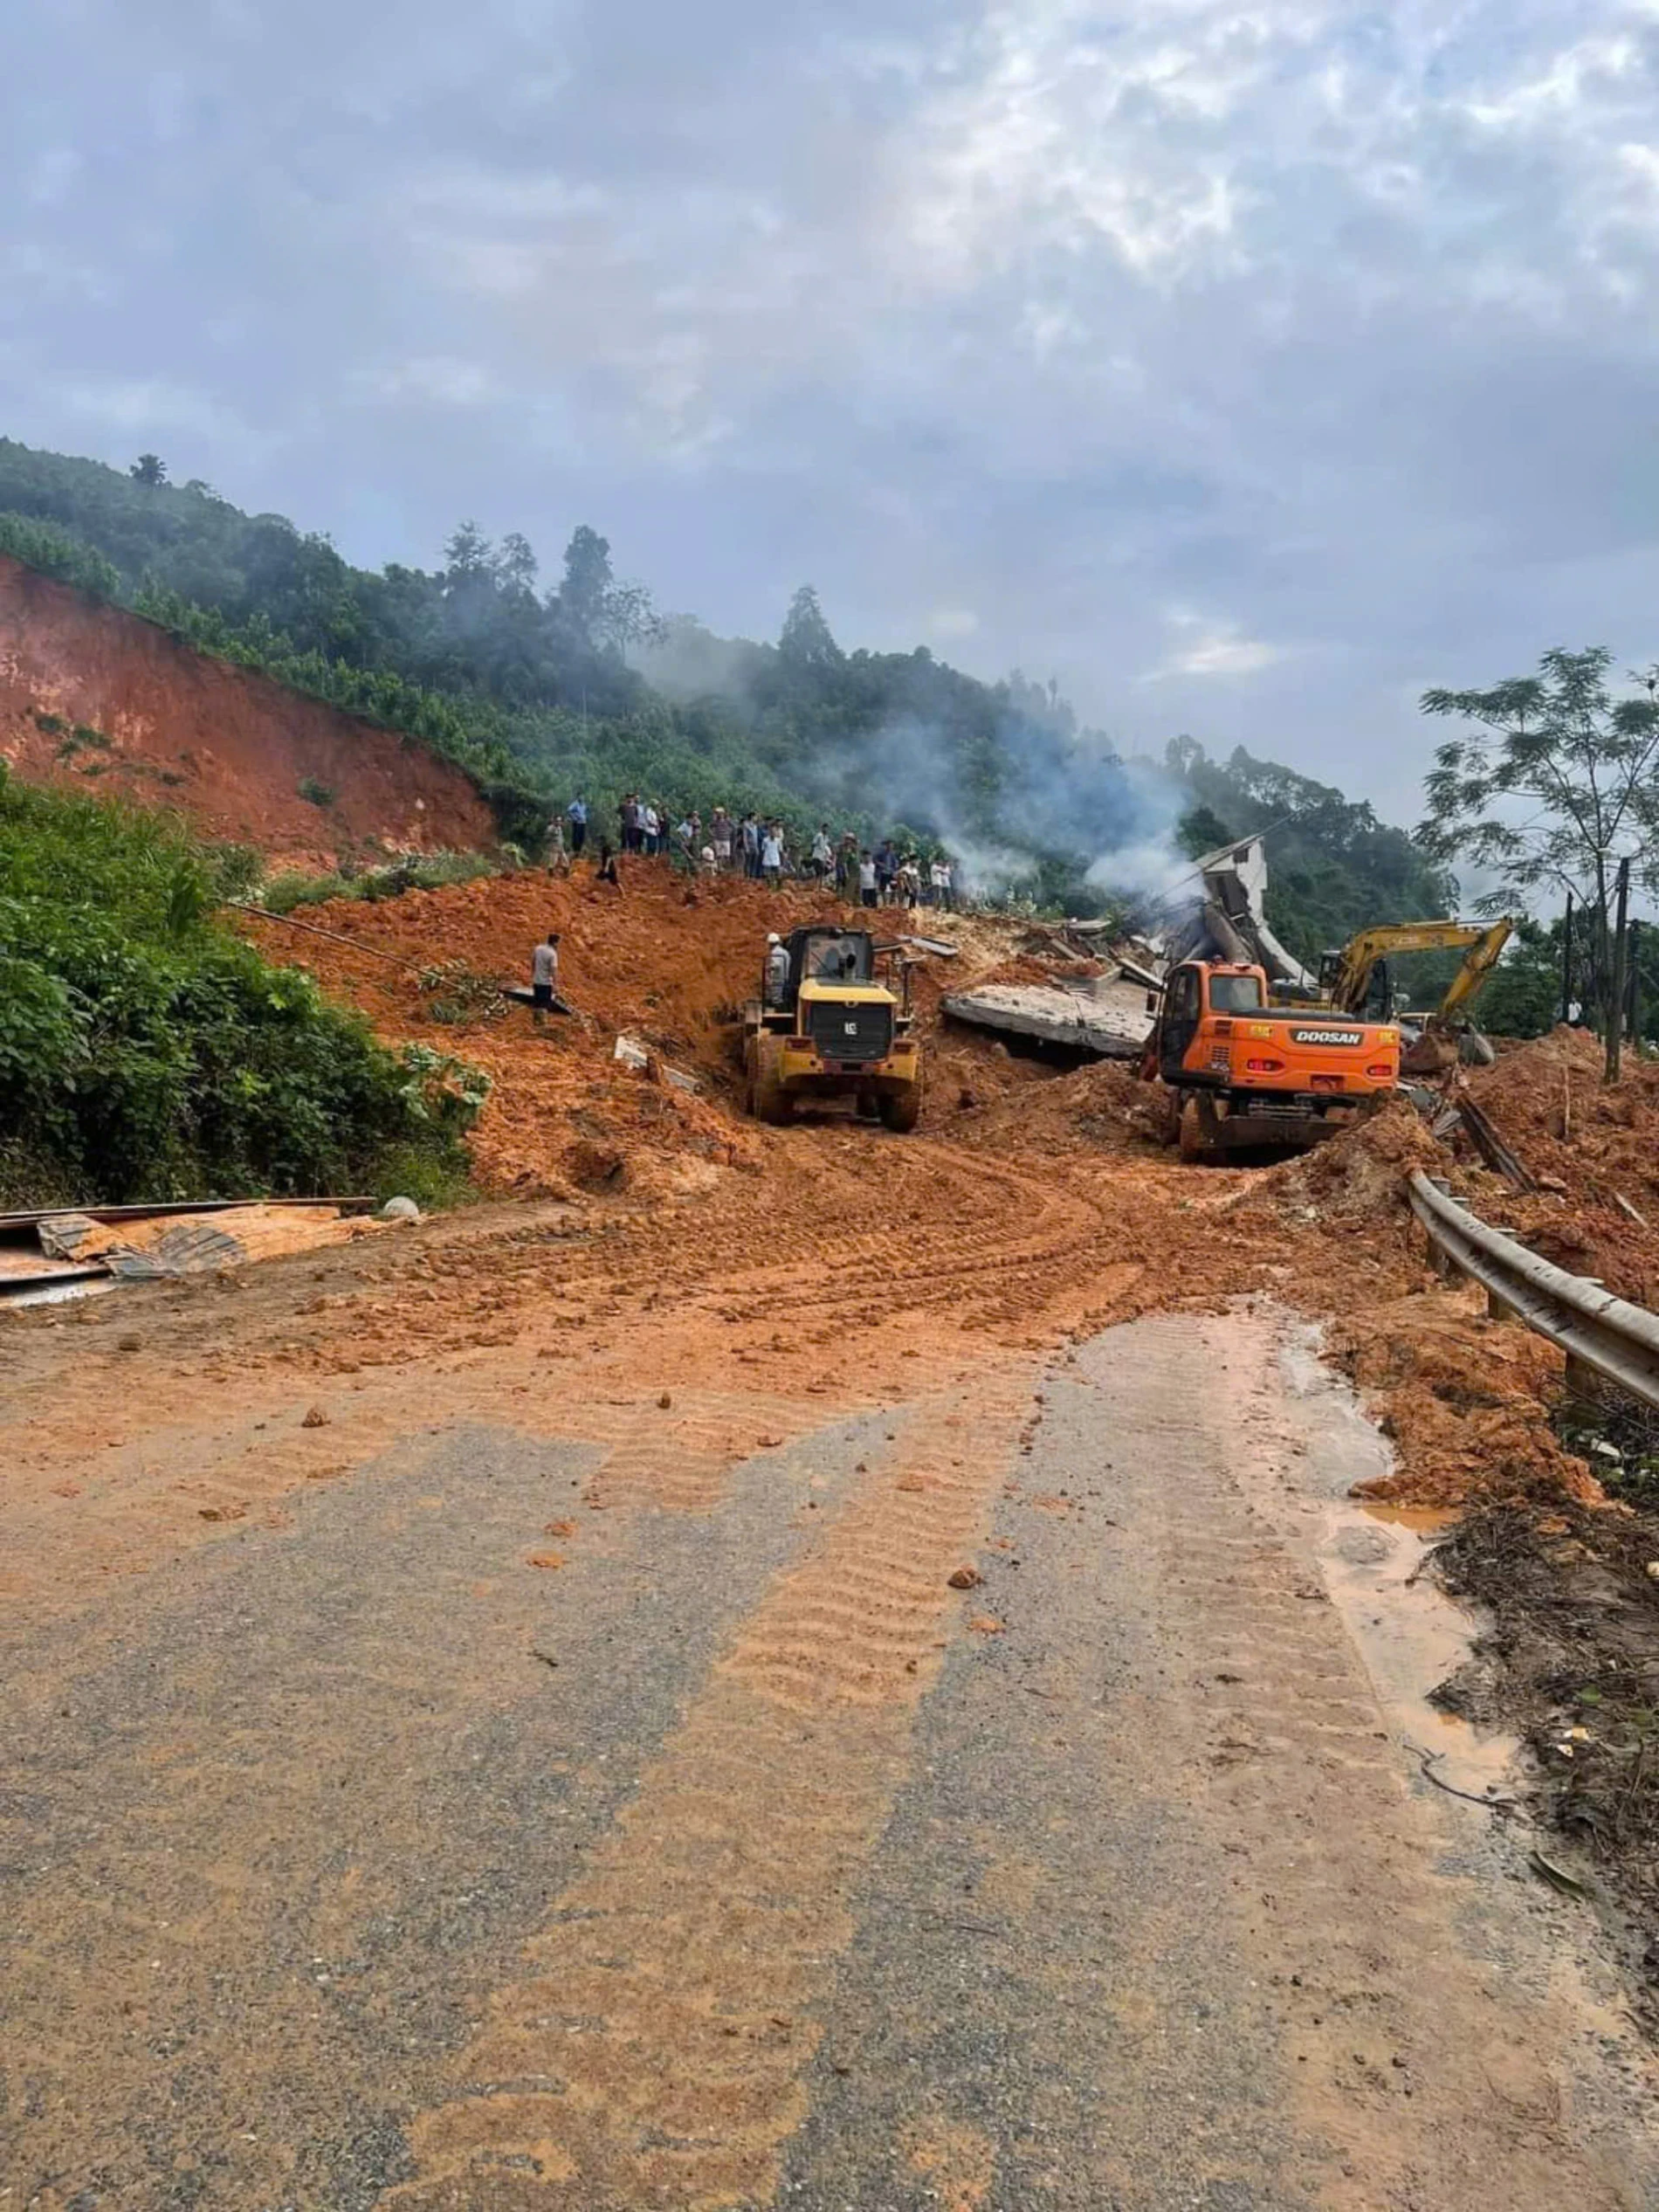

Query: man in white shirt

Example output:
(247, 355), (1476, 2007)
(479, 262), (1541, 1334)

(857, 852), (878, 909)
(761, 824), (784, 884)
(530, 932), (561, 1025)
(764, 932), (791, 1007)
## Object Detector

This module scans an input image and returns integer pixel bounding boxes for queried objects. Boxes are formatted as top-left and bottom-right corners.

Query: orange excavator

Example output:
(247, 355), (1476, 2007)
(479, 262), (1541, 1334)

(1143, 959), (1401, 1161)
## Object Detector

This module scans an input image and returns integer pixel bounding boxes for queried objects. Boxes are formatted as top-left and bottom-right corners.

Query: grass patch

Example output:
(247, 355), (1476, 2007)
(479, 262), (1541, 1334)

(258, 848), (499, 914)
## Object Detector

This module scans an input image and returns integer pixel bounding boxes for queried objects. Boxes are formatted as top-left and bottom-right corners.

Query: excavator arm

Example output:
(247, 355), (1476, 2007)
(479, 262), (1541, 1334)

(1325, 919), (1513, 1020)
(1434, 918), (1513, 1023)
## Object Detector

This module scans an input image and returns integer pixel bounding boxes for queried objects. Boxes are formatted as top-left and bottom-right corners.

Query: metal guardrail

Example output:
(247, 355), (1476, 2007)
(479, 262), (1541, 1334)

(1408, 1170), (1659, 1412)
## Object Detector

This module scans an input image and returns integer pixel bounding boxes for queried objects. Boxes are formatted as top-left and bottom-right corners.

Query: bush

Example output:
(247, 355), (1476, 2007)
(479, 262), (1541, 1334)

(257, 848), (497, 914)
(0, 769), (487, 1205)
(297, 775), (335, 808)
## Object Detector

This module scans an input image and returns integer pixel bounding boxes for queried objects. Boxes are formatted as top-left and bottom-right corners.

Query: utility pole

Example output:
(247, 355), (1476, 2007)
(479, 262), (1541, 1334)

(1560, 891), (1574, 1027)
(1606, 856), (1632, 1083)
(1628, 920), (1642, 1060)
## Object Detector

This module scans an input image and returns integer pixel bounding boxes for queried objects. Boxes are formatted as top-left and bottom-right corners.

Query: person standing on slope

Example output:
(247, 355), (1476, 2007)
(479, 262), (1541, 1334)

(531, 931), (561, 1025)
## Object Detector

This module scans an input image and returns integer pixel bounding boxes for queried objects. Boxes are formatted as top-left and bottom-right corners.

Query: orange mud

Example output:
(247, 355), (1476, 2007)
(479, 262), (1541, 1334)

(241, 866), (1065, 1202)
(3, 879), (1623, 1618)
(1456, 1027), (1659, 1306)
(0, 554), (492, 864)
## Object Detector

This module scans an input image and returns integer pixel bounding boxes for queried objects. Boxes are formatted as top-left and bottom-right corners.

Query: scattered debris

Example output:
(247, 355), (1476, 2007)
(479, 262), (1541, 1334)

(1530, 1850), (1592, 1899)
(1456, 1094), (1537, 1191)
(1, 1196), (380, 1301)
(947, 1565), (983, 1590)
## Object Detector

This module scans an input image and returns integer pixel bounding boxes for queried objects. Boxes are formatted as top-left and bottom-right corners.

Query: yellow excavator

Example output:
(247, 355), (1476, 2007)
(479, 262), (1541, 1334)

(1311, 918), (1513, 1074)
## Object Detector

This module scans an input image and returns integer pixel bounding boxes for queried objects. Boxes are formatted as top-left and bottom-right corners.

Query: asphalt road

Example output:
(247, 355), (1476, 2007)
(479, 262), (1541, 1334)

(3, 1311), (1656, 2211)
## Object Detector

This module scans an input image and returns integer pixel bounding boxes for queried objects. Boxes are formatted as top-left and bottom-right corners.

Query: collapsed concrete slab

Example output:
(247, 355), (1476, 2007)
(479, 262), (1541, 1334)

(941, 980), (1153, 1059)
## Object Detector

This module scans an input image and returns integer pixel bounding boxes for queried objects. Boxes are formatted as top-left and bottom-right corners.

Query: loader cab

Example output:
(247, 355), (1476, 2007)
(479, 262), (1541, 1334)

(790, 927), (875, 1001)
(760, 928), (885, 1028)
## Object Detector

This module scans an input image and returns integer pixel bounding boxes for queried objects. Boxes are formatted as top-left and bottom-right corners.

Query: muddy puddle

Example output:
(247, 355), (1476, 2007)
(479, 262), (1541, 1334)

(1278, 1323), (1518, 1802)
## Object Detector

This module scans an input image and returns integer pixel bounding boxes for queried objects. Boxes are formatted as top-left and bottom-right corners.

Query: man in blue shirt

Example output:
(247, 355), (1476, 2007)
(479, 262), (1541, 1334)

(567, 796), (588, 856)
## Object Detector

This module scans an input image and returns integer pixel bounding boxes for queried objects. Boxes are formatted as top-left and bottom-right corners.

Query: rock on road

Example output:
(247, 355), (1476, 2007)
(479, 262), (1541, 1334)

(3, 1186), (1657, 2209)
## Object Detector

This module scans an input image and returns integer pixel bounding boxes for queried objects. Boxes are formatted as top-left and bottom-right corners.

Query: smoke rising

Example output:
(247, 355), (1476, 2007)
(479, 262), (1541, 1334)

(637, 617), (1191, 908)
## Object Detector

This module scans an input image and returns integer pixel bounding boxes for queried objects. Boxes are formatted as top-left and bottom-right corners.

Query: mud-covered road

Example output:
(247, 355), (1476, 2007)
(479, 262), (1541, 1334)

(4, 1139), (1658, 2210)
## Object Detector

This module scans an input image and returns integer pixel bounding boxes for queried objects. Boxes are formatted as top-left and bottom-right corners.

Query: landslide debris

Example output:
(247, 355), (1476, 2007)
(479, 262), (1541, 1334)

(239, 872), (1637, 1527)
(240, 865), (1058, 1203)
(1456, 1028), (1659, 1307)
(0, 555), (493, 863)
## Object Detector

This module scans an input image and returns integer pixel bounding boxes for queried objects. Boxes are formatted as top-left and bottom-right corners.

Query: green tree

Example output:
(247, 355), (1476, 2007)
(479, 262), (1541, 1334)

(559, 525), (613, 644)
(1176, 803), (1235, 859)
(1419, 648), (1659, 1069)
(779, 584), (843, 671)
(128, 453), (168, 487)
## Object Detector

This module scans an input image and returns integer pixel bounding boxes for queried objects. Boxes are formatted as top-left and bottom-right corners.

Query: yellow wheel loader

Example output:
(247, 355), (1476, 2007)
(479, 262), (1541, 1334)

(741, 926), (923, 1130)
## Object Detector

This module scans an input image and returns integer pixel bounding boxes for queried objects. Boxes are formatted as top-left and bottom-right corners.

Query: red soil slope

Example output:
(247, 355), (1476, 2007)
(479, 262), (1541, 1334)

(0, 555), (492, 863)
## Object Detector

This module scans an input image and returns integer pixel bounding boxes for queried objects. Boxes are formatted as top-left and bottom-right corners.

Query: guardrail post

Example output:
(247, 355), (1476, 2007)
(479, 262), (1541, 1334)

(1563, 1353), (1600, 1406)
(1422, 1179), (1458, 1279)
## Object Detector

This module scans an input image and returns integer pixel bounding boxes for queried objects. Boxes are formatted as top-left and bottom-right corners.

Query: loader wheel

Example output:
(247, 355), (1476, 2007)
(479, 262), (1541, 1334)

(750, 1035), (793, 1126)
(878, 1081), (921, 1133)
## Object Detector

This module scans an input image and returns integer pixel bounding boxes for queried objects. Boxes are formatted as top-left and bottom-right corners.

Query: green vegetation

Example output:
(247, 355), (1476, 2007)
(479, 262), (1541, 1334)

(0, 434), (1519, 944)
(0, 509), (123, 602)
(257, 847), (499, 914)
(1420, 648), (1659, 1061)
(0, 768), (487, 1209)
(296, 774), (335, 809)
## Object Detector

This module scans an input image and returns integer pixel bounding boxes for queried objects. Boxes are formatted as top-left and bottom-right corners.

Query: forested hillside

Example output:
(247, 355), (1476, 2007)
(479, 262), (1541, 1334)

(0, 438), (1454, 954)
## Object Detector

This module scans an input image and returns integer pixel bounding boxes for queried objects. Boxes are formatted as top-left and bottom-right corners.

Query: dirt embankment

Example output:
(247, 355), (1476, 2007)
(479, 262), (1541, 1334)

(1461, 1026), (1659, 1306)
(239, 881), (1652, 1526)
(241, 864), (1059, 1202)
(0, 555), (493, 863)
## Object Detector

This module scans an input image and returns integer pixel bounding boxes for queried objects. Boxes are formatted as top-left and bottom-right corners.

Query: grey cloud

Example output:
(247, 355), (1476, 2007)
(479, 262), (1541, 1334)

(3, 0), (1659, 830)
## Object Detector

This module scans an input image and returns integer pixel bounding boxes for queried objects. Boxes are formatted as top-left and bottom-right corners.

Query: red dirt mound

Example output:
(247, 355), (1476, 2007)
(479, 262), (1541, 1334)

(240, 863), (1029, 1200)
(1458, 1028), (1659, 1305)
(0, 555), (492, 863)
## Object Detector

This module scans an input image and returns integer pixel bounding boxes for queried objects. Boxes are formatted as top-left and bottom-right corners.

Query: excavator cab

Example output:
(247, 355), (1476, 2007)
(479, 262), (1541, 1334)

(1318, 948), (1397, 1020)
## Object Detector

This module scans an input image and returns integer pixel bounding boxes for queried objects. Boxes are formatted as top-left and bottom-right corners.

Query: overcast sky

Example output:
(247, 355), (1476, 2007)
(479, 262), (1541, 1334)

(4, 0), (1658, 823)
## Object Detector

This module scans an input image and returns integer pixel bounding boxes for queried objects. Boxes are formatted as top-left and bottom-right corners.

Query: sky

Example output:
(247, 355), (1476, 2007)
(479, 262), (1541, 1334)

(4, 0), (1659, 826)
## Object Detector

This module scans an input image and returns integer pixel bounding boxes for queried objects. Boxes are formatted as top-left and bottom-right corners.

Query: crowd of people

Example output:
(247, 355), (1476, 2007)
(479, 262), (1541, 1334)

(545, 794), (959, 910)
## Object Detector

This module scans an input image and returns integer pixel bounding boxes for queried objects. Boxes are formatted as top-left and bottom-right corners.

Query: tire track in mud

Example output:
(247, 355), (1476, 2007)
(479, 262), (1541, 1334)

(624, 1147), (1140, 1365)
(382, 1366), (1035, 2210)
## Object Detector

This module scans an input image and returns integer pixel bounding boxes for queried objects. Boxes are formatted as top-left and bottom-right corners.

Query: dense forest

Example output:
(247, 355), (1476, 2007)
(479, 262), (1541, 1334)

(0, 437), (1455, 959)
